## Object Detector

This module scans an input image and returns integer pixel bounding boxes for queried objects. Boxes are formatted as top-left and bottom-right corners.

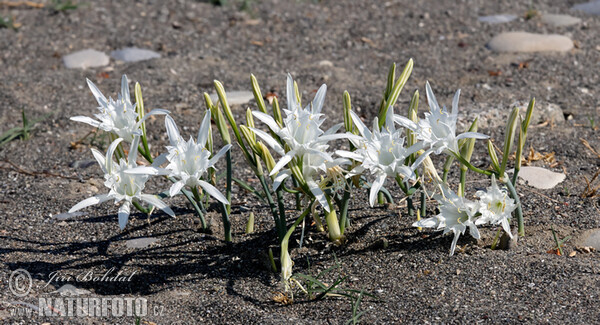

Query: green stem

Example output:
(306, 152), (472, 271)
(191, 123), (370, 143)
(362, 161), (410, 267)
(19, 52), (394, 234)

(225, 151), (232, 215)
(503, 178), (524, 236)
(459, 168), (467, 197)
(132, 200), (151, 215)
(491, 228), (502, 250)
(280, 203), (314, 284)
(442, 155), (454, 183)
(420, 191), (426, 219)
(449, 150), (494, 176)
(325, 196), (342, 243)
(219, 202), (232, 242)
(258, 174), (285, 242)
(292, 178), (301, 210)
(511, 167), (520, 188)
(189, 186), (208, 230)
(275, 188), (287, 235)
(339, 184), (352, 234)
(396, 176), (415, 216)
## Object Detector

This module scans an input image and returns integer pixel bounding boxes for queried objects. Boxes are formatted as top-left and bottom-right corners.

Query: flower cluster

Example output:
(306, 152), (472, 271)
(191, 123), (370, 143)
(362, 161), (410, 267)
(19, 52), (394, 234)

(70, 75), (231, 230)
(414, 175), (517, 255)
(67, 59), (534, 289)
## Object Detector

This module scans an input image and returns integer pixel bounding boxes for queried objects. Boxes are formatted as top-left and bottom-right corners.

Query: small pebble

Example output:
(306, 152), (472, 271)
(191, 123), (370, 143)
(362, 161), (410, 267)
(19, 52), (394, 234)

(478, 14), (517, 24)
(487, 32), (573, 53)
(572, 1), (600, 15)
(541, 14), (581, 27)
(126, 237), (159, 249)
(63, 49), (110, 69)
(110, 47), (161, 63)
(515, 167), (566, 189)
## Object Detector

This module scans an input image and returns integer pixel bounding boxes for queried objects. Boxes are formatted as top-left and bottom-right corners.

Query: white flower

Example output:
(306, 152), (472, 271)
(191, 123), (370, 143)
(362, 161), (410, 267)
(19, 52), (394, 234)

(69, 136), (175, 230)
(413, 186), (480, 256)
(475, 175), (517, 238)
(415, 82), (488, 155)
(251, 74), (350, 177)
(132, 113), (231, 204)
(273, 146), (350, 211)
(336, 106), (426, 207)
(71, 75), (169, 142)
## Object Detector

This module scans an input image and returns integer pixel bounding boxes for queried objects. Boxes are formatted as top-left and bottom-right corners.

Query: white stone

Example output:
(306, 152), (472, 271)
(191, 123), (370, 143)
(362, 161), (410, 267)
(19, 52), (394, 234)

(50, 284), (91, 296)
(110, 47), (161, 62)
(487, 32), (573, 53)
(318, 60), (334, 67)
(541, 14), (581, 27)
(209, 91), (254, 106)
(572, 1), (600, 15)
(63, 49), (110, 69)
(579, 229), (600, 250)
(126, 237), (159, 248)
(478, 14), (517, 24)
(515, 166), (566, 189)
(53, 211), (85, 220)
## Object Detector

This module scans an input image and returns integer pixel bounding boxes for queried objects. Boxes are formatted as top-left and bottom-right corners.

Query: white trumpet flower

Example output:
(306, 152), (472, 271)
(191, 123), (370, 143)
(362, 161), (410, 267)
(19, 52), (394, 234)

(413, 186), (480, 256)
(71, 75), (169, 142)
(69, 136), (175, 230)
(251, 74), (350, 177)
(475, 175), (517, 238)
(336, 106), (426, 207)
(416, 82), (488, 155)
(130, 113), (231, 204)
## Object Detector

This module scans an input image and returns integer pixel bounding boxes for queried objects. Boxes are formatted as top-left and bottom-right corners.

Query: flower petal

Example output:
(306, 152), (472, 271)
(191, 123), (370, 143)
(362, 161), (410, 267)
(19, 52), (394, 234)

(126, 166), (169, 176)
(106, 138), (124, 173)
(135, 109), (170, 131)
(252, 111), (282, 134)
(449, 231), (460, 256)
(272, 170), (292, 191)
(152, 153), (168, 167)
(286, 74), (297, 111)
(307, 179), (329, 212)
(197, 111), (212, 148)
(451, 89), (461, 119)
(425, 81), (441, 112)
(90, 148), (107, 174)
(165, 115), (181, 147)
(118, 202), (131, 230)
(350, 111), (371, 139)
(501, 218), (513, 239)
(393, 115), (417, 131)
(70, 116), (102, 128)
(269, 152), (294, 176)
(456, 131), (489, 140)
(311, 84), (327, 115)
(121, 75), (130, 104)
(250, 127), (285, 155)
(198, 180), (229, 204)
(86, 78), (108, 107)
(169, 181), (185, 197)
(369, 173), (387, 207)
(207, 144), (232, 168)
(128, 136), (140, 165)
(140, 194), (175, 217)
(469, 223), (481, 240)
(335, 150), (363, 161)
(412, 217), (438, 228)
(323, 123), (343, 136)
(69, 194), (111, 213)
